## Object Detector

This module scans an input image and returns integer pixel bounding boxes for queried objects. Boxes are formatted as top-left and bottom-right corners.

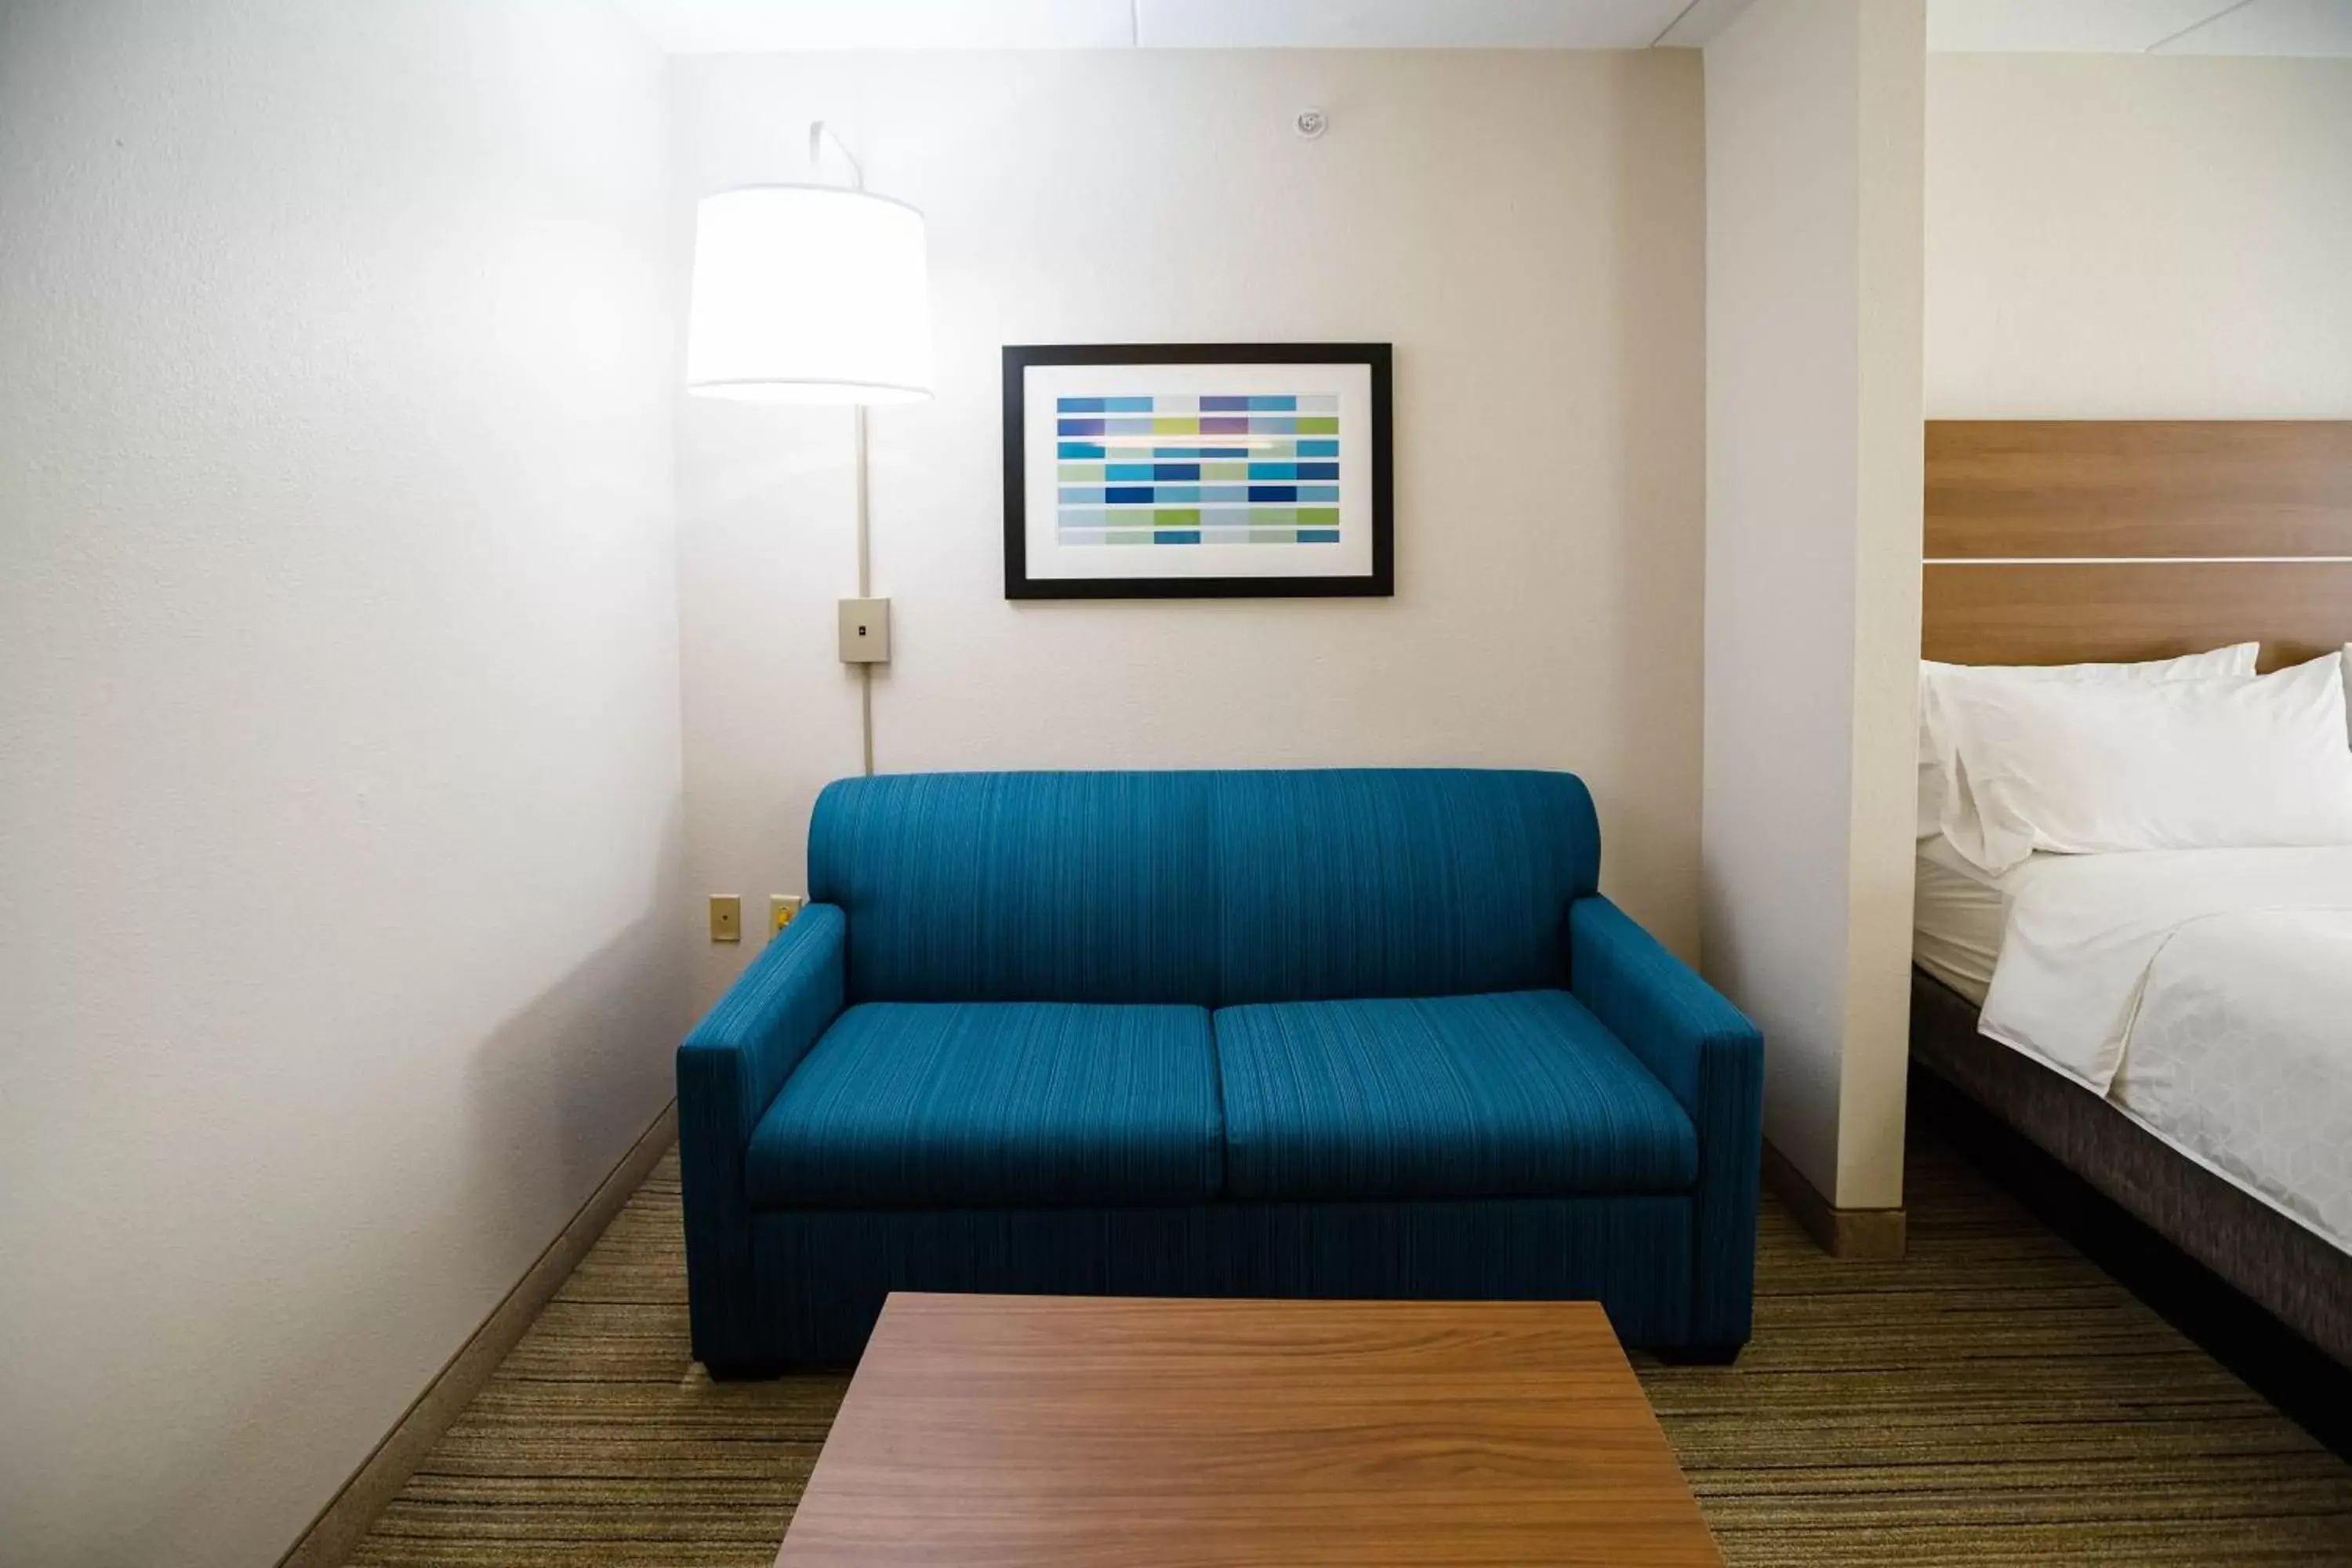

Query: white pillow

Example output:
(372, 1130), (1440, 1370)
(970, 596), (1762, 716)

(2343, 644), (2352, 746)
(1916, 645), (2258, 839)
(1935, 652), (2352, 875)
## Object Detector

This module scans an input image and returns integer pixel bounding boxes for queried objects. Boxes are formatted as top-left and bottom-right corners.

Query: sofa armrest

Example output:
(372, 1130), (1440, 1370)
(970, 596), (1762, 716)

(1568, 896), (1757, 1116)
(675, 902), (845, 1368)
(677, 902), (847, 1148)
(1568, 895), (1763, 1346)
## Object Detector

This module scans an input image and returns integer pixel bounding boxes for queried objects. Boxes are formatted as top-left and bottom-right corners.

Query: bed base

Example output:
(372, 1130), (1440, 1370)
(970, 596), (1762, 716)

(1909, 968), (2352, 1454)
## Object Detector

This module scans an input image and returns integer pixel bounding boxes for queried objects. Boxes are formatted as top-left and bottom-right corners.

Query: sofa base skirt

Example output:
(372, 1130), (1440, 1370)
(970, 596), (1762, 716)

(727, 1194), (1697, 1368)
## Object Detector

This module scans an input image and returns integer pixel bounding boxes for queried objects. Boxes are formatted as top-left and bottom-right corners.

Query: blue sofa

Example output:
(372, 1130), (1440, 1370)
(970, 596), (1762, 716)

(676, 768), (1762, 1373)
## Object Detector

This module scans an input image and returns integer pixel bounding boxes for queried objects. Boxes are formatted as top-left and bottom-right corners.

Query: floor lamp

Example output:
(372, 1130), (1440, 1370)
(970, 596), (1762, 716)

(683, 122), (933, 776)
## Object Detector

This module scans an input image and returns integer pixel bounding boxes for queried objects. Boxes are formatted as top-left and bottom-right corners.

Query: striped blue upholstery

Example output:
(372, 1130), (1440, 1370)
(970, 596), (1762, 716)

(808, 772), (1214, 1004)
(745, 1002), (1221, 1207)
(1216, 992), (1697, 1200)
(1211, 770), (1599, 1004)
(806, 768), (1599, 1007)
(678, 768), (1762, 1371)
(1570, 897), (1766, 1345)
(753, 1196), (1693, 1366)
(675, 906), (845, 1363)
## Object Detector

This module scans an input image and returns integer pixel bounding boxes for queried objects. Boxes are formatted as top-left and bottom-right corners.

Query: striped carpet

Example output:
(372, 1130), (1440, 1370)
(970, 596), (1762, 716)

(345, 1129), (2352, 1566)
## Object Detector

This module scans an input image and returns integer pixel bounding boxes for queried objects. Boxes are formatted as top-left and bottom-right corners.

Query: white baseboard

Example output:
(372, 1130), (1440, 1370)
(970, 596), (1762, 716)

(275, 1100), (680, 1568)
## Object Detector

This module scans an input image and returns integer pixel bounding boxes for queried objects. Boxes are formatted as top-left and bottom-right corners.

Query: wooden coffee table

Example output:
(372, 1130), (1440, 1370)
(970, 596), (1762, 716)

(777, 1294), (1722, 1566)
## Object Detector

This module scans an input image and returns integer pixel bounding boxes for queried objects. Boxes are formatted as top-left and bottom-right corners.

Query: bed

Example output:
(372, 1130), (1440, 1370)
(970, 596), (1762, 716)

(1915, 419), (2352, 1371)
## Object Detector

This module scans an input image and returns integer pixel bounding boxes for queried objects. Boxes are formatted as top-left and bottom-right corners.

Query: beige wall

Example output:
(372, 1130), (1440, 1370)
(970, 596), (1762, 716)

(1927, 54), (2352, 418)
(0, 3), (686, 1563)
(671, 49), (1708, 1011)
(1843, 1), (1928, 1210)
(1702, 0), (1923, 1210)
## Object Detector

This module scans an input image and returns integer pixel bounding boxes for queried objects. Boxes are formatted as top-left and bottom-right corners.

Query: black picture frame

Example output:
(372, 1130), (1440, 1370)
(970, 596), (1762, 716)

(1002, 342), (1394, 600)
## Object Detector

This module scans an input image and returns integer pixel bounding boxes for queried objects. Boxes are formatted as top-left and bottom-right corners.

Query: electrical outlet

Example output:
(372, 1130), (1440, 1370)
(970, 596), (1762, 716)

(709, 895), (742, 943)
(770, 894), (805, 936)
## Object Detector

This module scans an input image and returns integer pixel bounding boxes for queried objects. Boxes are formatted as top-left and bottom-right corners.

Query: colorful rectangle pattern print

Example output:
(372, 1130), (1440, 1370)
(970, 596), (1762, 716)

(1054, 394), (1341, 546)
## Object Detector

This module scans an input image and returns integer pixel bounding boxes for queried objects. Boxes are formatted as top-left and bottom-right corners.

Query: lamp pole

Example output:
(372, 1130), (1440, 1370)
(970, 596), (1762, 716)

(854, 400), (873, 776)
(815, 121), (878, 777)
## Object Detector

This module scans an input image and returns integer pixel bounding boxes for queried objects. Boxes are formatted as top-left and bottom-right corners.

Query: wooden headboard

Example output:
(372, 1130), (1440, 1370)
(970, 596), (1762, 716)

(1923, 421), (2352, 671)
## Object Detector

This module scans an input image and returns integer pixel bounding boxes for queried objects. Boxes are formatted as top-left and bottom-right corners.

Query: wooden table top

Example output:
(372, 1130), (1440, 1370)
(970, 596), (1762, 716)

(778, 1294), (1722, 1567)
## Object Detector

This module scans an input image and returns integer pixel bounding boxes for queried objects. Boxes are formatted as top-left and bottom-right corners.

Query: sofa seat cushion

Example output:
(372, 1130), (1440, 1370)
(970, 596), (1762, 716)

(1214, 991), (1697, 1201)
(747, 1002), (1222, 1208)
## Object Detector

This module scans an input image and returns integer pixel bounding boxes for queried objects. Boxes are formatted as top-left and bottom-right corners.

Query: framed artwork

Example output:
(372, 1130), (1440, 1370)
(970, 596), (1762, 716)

(1002, 343), (1393, 599)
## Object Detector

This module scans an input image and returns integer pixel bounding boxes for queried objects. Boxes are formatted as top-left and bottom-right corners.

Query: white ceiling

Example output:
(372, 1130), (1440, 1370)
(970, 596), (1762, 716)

(607, 0), (1753, 53)
(1930, 0), (2352, 55)
(612, 0), (2352, 55)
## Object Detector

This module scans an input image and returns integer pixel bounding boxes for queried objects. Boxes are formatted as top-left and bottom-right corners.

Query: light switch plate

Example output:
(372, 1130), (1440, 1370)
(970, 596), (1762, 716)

(839, 597), (891, 663)
(709, 895), (741, 943)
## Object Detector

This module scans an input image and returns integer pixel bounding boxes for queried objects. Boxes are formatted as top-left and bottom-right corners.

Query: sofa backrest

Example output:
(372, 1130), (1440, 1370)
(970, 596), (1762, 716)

(1206, 768), (1600, 1005)
(807, 769), (1600, 1007)
(808, 771), (1218, 1006)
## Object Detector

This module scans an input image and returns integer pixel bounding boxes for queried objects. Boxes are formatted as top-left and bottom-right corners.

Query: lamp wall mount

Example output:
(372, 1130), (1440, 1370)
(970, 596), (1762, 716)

(838, 597), (891, 664)
(807, 119), (866, 191)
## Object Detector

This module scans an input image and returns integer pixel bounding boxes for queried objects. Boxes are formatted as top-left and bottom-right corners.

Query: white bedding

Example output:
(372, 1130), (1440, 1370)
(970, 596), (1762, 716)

(1912, 837), (2008, 1005)
(1952, 846), (2352, 1255)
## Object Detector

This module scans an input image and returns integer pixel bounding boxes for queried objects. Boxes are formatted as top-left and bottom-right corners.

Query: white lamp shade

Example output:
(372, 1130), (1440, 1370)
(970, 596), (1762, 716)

(685, 185), (932, 404)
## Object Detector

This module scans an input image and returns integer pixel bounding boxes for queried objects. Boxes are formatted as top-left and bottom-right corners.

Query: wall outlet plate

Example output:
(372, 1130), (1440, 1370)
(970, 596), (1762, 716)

(770, 894), (805, 935)
(838, 597), (891, 663)
(709, 895), (742, 943)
